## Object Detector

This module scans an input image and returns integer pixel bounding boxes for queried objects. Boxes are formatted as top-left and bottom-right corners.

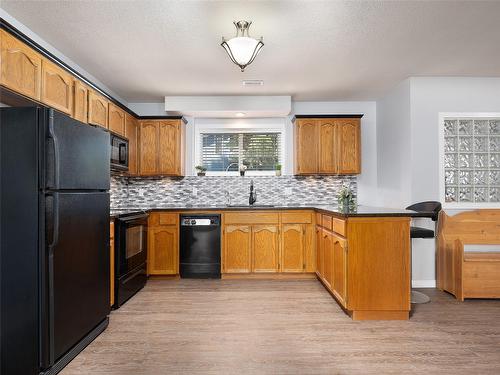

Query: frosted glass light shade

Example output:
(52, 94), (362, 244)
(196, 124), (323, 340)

(221, 21), (264, 72)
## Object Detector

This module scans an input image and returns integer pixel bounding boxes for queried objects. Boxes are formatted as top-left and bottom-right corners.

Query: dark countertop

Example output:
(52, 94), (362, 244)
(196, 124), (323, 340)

(110, 204), (428, 219)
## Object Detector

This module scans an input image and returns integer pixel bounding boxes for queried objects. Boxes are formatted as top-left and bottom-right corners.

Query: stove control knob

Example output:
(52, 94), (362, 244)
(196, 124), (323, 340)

(191, 219), (196, 225)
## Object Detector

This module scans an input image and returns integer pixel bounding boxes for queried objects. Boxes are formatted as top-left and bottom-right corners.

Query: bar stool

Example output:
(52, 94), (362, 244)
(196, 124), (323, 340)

(406, 201), (442, 304)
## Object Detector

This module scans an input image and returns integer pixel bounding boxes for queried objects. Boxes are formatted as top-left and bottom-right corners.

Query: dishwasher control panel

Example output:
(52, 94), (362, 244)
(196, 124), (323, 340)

(181, 215), (220, 226)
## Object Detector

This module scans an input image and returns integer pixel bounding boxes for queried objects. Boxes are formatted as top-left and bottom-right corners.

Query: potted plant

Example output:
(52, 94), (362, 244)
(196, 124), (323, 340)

(239, 164), (247, 176)
(275, 164), (282, 176)
(195, 165), (207, 176)
(337, 184), (356, 211)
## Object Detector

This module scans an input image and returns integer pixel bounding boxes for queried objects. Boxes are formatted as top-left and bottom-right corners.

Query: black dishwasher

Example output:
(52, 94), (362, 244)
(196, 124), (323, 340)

(180, 214), (221, 278)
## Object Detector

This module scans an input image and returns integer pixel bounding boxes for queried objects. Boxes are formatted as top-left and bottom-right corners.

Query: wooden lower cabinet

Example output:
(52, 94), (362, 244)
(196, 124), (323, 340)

(316, 226), (323, 278)
(322, 229), (334, 289)
(223, 225), (252, 273)
(252, 225), (279, 272)
(148, 225), (178, 275)
(281, 224), (305, 272)
(331, 232), (348, 307)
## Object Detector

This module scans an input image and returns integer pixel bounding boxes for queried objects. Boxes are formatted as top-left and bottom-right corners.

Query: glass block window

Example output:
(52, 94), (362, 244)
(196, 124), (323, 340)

(443, 118), (500, 203)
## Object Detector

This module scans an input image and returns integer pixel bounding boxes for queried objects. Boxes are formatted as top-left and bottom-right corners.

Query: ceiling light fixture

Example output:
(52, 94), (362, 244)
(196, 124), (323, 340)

(221, 21), (264, 72)
(235, 112), (246, 117)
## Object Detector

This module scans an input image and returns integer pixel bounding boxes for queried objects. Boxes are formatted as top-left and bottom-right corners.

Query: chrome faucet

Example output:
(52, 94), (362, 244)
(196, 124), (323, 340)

(249, 179), (257, 205)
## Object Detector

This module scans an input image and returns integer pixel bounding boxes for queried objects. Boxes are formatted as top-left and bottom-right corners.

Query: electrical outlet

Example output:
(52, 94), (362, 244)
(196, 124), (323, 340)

(192, 187), (198, 196)
(285, 187), (292, 196)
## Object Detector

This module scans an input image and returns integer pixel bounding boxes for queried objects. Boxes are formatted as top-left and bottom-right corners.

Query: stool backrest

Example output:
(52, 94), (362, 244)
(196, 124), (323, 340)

(406, 201), (442, 221)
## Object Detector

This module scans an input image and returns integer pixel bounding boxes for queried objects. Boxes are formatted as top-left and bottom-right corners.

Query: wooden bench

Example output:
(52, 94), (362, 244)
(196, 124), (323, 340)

(437, 209), (500, 301)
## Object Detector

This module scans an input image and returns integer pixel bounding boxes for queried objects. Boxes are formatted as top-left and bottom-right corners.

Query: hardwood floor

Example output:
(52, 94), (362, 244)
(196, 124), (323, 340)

(62, 280), (500, 375)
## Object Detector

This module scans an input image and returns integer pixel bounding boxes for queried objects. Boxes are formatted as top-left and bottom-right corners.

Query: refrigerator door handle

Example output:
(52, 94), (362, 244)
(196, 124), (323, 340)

(47, 112), (60, 189)
(49, 193), (60, 248)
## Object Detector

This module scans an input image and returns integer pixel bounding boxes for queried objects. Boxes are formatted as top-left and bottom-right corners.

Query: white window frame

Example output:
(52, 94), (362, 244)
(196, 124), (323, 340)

(438, 112), (500, 209)
(193, 118), (286, 176)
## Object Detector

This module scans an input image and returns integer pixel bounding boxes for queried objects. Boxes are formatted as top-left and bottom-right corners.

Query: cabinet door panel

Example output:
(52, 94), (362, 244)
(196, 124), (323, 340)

(73, 80), (88, 123)
(158, 121), (179, 175)
(125, 114), (138, 175)
(281, 224), (304, 272)
(0, 30), (42, 100)
(224, 225), (251, 273)
(88, 90), (108, 128)
(41, 59), (73, 114)
(332, 234), (348, 307)
(139, 121), (158, 175)
(319, 120), (337, 173)
(295, 119), (318, 174)
(322, 230), (334, 290)
(316, 227), (323, 277)
(108, 103), (126, 136)
(252, 225), (279, 272)
(338, 119), (361, 174)
(148, 226), (178, 275)
(304, 224), (315, 272)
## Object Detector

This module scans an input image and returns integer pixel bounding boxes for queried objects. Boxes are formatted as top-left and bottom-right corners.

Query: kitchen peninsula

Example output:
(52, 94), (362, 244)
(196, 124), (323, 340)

(111, 205), (419, 320)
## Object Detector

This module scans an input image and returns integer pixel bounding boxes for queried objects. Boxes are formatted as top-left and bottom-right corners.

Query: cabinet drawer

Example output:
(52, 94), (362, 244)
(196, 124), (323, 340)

(281, 211), (312, 224)
(110, 220), (115, 239)
(159, 213), (178, 225)
(148, 212), (178, 226)
(332, 218), (346, 236)
(322, 215), (332, 231)
(224, 212), (279, 225)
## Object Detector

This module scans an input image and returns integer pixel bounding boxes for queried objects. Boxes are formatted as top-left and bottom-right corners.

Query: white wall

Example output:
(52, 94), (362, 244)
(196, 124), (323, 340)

(0, 9), (128, 105)
(376, 79), (412, 208)
(377, 77), (500, 287)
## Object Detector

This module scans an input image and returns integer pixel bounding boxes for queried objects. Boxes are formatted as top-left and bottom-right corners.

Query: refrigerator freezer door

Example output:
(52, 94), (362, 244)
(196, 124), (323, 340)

(42, 191), (110, 364)
(44, 109), (110, 190)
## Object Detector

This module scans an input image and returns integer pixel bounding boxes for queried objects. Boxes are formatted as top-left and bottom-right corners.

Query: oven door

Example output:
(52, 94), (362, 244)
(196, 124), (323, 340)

(110, 135), (128, 171)
(116, 214), (148, 276)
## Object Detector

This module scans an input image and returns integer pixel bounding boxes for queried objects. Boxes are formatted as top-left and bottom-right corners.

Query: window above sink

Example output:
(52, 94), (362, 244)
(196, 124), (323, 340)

(193, 118), (286, 176)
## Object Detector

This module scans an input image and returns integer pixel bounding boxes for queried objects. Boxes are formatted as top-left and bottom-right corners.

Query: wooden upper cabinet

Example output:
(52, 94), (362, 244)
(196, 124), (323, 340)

(158, 120), (180, 175)
(139, 120), (158, 175)
(0, 30), (42, 100)
(138, 119), (185, 176)
(294, 116), (361, 175)
(294, 119), (319, 174)
(281, 224), (305, 273)
(88, 90), (109, 128)
(252, 225), (280, 273)
(108, 102), (126, 136)
(338, 119), (361, 174)
(223, 225), (251, 273)
(125, 114), (139, 175)
(72, 80), (88, 123)
(41, 59), (73, 115)
(319, 120), (338, 174)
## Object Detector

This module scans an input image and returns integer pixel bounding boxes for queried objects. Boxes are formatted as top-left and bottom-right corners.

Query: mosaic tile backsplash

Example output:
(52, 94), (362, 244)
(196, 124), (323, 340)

(110, 175), (357, 209)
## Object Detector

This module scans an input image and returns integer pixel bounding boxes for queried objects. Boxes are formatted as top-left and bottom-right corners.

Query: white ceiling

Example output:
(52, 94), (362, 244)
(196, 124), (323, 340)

(2, 0), (500, 103)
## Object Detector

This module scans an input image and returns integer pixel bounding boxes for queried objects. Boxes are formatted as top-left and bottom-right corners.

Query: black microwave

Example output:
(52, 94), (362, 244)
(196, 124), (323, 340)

(110, 134), (128, 171)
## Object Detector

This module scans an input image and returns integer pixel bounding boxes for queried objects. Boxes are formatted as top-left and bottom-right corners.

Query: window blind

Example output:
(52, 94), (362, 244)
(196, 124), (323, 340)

(200, 132), (282, 172)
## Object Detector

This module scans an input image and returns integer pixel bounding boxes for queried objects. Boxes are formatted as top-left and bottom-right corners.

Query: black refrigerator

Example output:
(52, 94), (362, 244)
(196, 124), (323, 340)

(1, 107), (111, 375)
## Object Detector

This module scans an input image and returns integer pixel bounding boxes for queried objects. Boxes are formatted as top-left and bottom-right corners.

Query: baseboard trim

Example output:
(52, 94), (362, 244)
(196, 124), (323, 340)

(412, 280), (436, 288)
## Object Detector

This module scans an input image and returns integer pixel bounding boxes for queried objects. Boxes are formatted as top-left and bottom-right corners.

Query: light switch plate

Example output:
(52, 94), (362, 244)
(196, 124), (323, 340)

(192, 187), (198, 196)
(285, 187), (292, 196)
